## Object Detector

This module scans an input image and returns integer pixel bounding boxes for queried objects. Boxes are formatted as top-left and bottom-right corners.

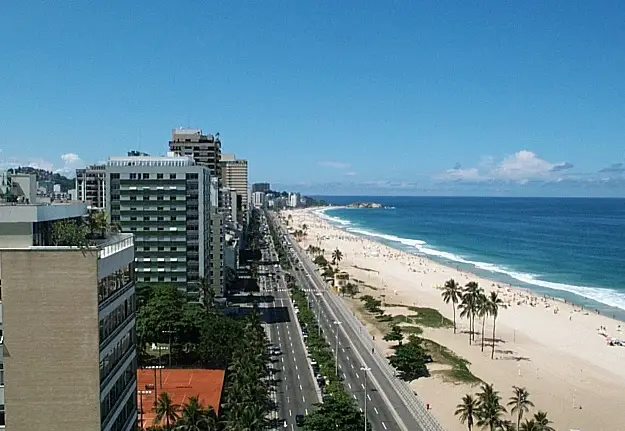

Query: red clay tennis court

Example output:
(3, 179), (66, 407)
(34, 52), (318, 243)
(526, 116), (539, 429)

(137, 368), (226, 429)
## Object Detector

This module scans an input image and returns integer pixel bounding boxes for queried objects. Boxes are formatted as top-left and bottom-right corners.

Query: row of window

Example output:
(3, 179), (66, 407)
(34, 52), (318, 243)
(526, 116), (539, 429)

(128, 215), (182, 221)
(101, 359), (137, 426)
(140, 276), (185, 283)
(98, 264), (134, 305)
(108, 394), (136, 431)
(137, 245), (183, 252)
(100, 328), (135, 384)
(100, 294), (136, 346)
(128, 226), (186, 232)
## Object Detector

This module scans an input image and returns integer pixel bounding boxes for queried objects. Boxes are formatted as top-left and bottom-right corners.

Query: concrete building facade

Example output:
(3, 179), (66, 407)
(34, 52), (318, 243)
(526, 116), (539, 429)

(106, 154), (212, 299)
(0, 204), (137, 431)
(251, 182), (270, 193)
(220, 154), (248, 225)
(168, 128), (222, 178)
(76, 164), (107, 210)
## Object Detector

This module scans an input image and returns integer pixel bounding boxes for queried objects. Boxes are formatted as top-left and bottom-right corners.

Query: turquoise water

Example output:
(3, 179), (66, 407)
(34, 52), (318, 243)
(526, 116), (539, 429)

(315, 196), (625, 319)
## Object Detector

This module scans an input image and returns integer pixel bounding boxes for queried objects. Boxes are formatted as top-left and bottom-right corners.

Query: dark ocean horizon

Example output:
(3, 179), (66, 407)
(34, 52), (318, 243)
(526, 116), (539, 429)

(312, 196), (625, 319)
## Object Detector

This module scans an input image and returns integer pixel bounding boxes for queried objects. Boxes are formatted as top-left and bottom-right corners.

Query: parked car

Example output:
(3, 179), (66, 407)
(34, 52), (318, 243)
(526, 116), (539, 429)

(295, 414), (305, 427)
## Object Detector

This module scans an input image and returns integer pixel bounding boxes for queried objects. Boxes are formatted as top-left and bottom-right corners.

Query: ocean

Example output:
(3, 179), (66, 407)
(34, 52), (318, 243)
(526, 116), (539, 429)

(314, 196), (625, 319)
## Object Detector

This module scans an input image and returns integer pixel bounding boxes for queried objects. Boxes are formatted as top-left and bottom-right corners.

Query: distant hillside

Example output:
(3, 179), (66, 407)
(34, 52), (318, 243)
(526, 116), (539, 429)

(7, 167), (74, 192)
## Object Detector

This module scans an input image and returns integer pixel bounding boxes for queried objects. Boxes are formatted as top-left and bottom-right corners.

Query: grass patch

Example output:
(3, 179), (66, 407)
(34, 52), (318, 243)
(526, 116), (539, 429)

(401, 325), (423, 335)
(405, 307), (453, 328)
(422, 339), (480, 384)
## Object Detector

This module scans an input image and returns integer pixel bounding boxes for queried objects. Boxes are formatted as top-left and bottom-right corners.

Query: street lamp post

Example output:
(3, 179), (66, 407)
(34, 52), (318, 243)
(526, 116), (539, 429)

(162, 328), (175, 367)
(361, 366), (371, 431)
(145, 365), (165, 402)
(137, 389), (152, 430)
(334, 320), (341, 377)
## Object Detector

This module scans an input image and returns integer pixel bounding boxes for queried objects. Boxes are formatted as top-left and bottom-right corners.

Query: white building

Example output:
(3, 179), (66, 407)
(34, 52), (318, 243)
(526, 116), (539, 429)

(251, 191), (266, 208)
(288, 192), (300, 208)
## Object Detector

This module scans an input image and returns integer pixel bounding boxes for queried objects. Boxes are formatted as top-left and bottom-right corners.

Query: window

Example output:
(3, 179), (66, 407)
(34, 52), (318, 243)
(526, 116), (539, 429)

(157, 216), (164, 221)
(157, 227), (164, 231)
(171, 247), (177, 251)
(130, 207), (137, 211)
(143, 227), (149, 231)
(157, 196), (164, 201)
(170, 196), (176, 201)
(144, 246), (151, 251)
(143, 277), (150, 282)
(130, 173), (137, 179)
(170, 174), (176, 179)
(142, 173), (149, 179)
(171, 216), (177, 221)
(130, 196), (137, 201)
(158, 207), (164, 211)
(171, 277), (178, 282)
(143, 216), (149, 221)
(158, 276), (165, 282)
(157, 173), (163, 179)
(130, 217), (137, 221)
(130, 227), (137, 231)
(158, 246), (164, 251)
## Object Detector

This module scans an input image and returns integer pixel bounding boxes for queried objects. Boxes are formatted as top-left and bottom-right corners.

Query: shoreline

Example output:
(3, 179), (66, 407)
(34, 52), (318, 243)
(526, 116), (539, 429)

(283, 207), (625, 431)
(315, 206), (625, 322)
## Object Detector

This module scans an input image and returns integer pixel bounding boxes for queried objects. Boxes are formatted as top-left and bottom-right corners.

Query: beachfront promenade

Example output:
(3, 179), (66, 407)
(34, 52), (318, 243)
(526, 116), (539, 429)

(272, 212), (444, 431)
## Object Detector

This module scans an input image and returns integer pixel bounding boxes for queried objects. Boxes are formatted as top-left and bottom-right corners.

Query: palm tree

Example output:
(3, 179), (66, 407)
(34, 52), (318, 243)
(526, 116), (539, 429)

(476, 383), (507, 431)
(154, 392), (180, 430)
(519, 419), (539, 431)
(455, 394), (479, 431)
(496, 420), (516, 431)
(507, 386), (534, 431)
(476, 293), (489, 352)
(331, 248), (343, 267)
(532, 411), (554, 431)
(488, 291), (507, 359)
(441, 279), (462, 334)
(174, 396), (214, 431)
(87, 210), (110, 238)
(459, 282), (482, 344)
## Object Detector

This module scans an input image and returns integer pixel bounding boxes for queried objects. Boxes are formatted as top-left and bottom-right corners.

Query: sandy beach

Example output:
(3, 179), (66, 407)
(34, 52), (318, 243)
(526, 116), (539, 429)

(283, 208), (625, 431)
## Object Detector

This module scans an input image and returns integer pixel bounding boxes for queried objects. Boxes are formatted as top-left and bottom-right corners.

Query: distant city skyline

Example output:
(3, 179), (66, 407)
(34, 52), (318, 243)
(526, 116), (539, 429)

(1, 2), (624, 197)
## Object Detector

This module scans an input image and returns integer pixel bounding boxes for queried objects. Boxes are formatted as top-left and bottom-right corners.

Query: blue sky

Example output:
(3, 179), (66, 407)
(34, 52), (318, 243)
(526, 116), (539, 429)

(1, 1), (624, 196)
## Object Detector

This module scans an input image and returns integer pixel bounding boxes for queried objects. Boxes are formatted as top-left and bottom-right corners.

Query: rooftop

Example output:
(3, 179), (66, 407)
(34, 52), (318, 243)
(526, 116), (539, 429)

(0, 233), (134, 255)
(107, 154), (195, 168)
(137, 368), (226, 428)
(0, 202), (87, 223)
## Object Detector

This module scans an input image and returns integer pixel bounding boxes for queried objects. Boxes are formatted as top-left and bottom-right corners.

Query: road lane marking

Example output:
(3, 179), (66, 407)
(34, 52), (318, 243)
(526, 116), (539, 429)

(353, 394), (357, 399)
(382, 422), (387, 429)
(374, 407), (379, 414)
(348, 383), (352, 389)
(361, 383), (365, 389)
(289, 409), (292, 417)
(355, 373), (360, 379)
(368, 394), (371, 401)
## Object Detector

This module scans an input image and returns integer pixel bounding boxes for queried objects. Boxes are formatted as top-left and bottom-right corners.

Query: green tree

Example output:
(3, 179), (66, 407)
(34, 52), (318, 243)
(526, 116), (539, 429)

(507, 386), (534, 431)
(488, 291), (506, 359)
(199, 277), (216, 313)
(343, 282), (359, 298)
(383, 324), (404, 346)
(519, 419), (539, 431)
(459, 282), (483, 344)
(455, 394), (479, 431)
(51, 219), (92, 248)
(476, 383), (507, 431)
(441, 279), (462, 334)
(331, 248), (343, 266)
(303, 395), (371, 431)
(154, 392), (180, 430)
(87, 210), (109, 238)
(476, 293), (490, 352)
(136, 284), (185, 351)
(532, 411), (555, 431)
(174, 396), (217, 431)
(388, 335), (429, 381)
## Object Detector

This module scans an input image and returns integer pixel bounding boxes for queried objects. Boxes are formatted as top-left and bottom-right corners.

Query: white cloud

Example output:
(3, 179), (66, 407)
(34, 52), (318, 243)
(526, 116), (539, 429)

(344, 171), (357, 176)
(318, 161), (350, 169)
(61, 153), (81, 164)
(435, 150), (574, 184)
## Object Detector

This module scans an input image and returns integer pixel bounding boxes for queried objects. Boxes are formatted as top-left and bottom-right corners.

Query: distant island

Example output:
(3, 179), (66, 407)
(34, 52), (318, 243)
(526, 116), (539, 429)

(347, 202), (385, 209)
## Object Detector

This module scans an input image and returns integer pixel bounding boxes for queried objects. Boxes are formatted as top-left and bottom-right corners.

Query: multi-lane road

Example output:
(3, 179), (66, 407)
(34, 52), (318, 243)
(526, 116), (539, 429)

(269, 211), (444, 431)
(257, 216), (320, 430)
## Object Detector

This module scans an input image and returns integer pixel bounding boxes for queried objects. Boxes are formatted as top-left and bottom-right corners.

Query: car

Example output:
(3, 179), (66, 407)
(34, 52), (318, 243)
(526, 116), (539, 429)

(295, 414), (305, 427)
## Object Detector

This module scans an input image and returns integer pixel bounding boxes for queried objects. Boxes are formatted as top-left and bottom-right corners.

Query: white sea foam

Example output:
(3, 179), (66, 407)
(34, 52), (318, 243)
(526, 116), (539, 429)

(318, 211), (625, 311)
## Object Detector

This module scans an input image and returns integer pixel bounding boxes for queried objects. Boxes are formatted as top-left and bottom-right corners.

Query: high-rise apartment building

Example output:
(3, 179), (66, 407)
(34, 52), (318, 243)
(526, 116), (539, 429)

(106, 153), (212, 299)
(252, 182), (270, 193)
(76, 164), (107, 210)
(220, 154), (248, 225)
(168, 128), (221, 178)
(0, 203), (137, 431)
